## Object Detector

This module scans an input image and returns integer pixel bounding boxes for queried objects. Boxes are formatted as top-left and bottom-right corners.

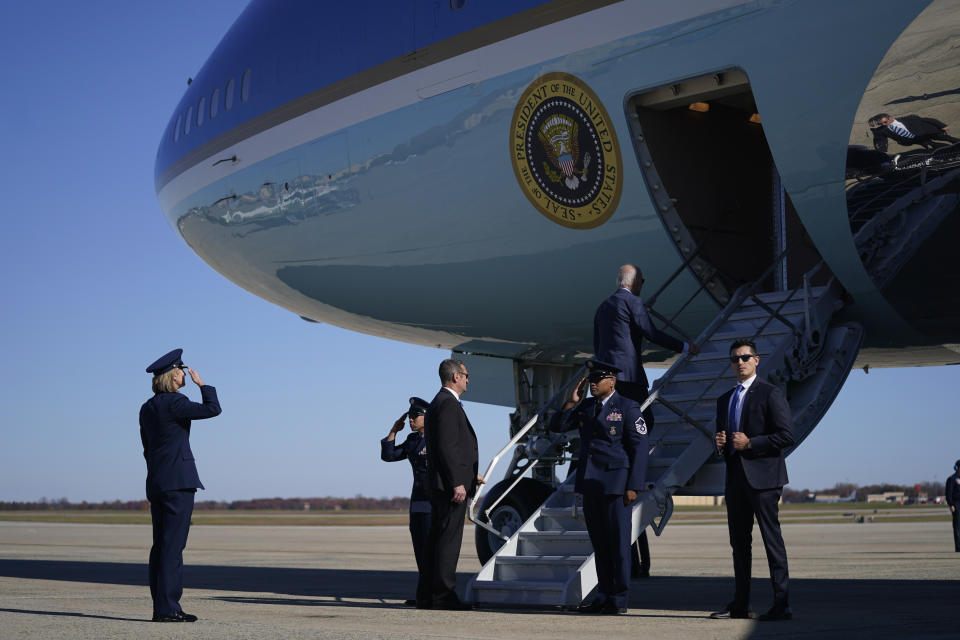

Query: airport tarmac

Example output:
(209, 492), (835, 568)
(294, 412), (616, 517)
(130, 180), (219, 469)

(0, 520), (956, 639)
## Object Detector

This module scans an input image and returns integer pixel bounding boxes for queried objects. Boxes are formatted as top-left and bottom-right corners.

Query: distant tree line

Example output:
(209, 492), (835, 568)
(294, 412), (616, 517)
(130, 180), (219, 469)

(0, 496), (410, 511)
(782, 481), (945, 503)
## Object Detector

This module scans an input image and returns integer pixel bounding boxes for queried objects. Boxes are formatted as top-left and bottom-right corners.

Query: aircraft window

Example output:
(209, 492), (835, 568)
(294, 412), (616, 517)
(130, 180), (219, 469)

(173, 114), (182, 142)
(450, 0), (466, 9)
(197, 96), (206, 127)
(240, 69), (251, 102)
(185, 105), (193, 135)
(225, 78), (235, 111)
(210, 87), (220, 119)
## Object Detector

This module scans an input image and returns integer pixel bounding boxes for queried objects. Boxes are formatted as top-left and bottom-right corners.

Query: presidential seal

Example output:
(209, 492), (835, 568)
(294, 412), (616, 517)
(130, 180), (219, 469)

(510, 72), (623, 229)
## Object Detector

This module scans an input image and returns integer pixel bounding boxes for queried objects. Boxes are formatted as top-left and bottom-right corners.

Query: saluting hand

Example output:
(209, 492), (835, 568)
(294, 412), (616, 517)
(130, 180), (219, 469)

(565, 377), (587, 409)
(186, 367), (205, 386)
(391, 412), (408, 434)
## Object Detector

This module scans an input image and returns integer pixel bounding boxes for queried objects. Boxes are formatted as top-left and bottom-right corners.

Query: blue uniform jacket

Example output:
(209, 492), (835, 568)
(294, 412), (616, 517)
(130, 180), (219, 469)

(381, 432), (431, 512)
(594, 288), (684, 388)
(549, 391), (648, 495)
(140, 386), (221, 497)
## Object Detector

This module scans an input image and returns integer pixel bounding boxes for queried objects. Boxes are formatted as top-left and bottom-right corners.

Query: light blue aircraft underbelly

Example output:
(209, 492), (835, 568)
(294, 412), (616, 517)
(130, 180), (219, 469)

(155, 0), (960, 368)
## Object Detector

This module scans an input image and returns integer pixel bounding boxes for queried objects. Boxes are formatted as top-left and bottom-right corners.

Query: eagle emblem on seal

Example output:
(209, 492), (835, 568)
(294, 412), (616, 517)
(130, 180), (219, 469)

(538, 115), (591, 190)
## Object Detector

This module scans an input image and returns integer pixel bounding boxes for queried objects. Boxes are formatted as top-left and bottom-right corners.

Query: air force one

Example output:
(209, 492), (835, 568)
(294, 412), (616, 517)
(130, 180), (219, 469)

(155, 0), (960, 605)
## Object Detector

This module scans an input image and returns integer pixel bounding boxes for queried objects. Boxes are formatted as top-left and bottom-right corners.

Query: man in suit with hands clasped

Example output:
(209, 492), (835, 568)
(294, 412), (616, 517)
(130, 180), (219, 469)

(711, 339), (794, 622)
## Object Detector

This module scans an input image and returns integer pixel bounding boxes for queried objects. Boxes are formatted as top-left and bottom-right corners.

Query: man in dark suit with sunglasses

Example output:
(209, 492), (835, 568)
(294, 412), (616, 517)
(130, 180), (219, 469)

(711, 339), (795, 622)
(420, 358), (483, 610)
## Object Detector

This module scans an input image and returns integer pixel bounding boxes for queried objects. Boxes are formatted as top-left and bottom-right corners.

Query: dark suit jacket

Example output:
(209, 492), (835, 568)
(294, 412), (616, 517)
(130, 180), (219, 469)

(424, 388), (478, 495)
(947, 472), (960, 508)
(716, 378), (794, 490)
(140, 386), (221, 497)
(872, 115), (949, 152)
(594, 288), (684, 388)
(549, 391), (648, 495)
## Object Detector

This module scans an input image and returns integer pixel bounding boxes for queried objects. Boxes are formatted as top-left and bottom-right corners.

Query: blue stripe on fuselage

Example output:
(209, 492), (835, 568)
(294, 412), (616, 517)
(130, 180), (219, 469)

(155, 0), (557, 183)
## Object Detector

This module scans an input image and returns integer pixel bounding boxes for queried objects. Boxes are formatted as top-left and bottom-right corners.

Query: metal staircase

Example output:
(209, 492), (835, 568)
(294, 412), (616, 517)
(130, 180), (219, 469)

(466, 263), (863, 607)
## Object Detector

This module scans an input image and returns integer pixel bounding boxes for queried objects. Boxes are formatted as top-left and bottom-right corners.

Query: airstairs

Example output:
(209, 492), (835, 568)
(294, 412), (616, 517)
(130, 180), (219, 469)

(465, 262), (863, 607)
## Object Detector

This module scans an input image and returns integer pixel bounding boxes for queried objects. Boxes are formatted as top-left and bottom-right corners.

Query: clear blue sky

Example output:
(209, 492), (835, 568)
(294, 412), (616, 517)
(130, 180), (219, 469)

(0, 1), (956, 504)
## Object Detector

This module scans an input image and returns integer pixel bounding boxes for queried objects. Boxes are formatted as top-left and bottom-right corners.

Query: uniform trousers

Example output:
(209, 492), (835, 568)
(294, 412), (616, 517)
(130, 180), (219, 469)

(951, 509), (960, 552)
(148, 489), (195, 615)
(582, 490), (631, 608)
(418, 491), (468, 606)
(409, 511), (432, 575)
(724, 457), (789, 611)
(612, 381), (653, 574)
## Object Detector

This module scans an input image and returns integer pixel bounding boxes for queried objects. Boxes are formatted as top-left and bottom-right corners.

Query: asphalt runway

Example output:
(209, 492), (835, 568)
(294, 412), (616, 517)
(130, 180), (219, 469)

(0, 520), (956, 639)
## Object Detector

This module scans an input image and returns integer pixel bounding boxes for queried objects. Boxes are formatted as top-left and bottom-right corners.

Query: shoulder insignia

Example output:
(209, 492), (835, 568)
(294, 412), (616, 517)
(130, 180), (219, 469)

(635, 415), (647, 435)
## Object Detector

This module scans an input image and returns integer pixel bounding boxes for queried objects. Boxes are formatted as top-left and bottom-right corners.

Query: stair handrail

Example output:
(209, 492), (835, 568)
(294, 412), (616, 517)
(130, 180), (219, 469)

(643, 254), (833, 468)
(467, 364), (588, 539)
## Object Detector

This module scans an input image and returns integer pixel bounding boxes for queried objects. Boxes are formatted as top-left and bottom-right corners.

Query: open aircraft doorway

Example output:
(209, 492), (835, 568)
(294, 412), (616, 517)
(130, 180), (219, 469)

(626, 70), (830, 304)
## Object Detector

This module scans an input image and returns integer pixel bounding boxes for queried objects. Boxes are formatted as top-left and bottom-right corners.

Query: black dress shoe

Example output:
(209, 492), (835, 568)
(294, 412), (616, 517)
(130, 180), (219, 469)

(575, 600), (606, 614)
(414, 601), (433, 609)
(152, 611), (197, 622)
(709, 606), (755, 620)
(600, 602), (627, 615)
(403, 599), (417, 607)
(758, 606), (792, 621)
(433, 600), (472, 610)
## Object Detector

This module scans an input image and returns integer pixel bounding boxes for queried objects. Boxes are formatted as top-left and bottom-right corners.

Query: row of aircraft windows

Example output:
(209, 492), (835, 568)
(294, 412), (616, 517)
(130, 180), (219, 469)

(173, 69), (252, 142)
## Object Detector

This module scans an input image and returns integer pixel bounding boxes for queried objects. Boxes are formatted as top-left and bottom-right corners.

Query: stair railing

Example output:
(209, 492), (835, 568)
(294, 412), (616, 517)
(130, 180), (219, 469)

(467, 364), (587, 540)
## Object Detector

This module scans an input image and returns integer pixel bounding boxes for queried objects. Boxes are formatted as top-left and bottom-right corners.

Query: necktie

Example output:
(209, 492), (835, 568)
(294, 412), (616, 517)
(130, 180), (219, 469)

(727, 384), (743, 453)
(594, 401), (602, 419)
(889, 121), (914, 139)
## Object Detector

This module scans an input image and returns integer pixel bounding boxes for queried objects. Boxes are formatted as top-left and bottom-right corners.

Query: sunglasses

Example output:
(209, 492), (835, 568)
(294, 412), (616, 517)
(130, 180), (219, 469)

(408, 412), (424, 419)
(729, 354), (757, 363)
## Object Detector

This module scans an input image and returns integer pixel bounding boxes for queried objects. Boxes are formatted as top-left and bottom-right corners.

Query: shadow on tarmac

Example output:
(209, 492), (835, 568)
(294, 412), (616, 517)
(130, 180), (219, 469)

(1, 560), (957, 637)
(0, 607), (145, 622)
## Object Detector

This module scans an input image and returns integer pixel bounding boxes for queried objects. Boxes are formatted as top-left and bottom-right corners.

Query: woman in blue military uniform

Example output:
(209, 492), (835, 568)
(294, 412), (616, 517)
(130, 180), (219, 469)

(549, 359), (648, 615)
(380, 397), (431, 606)
(140, 348), (221, 622)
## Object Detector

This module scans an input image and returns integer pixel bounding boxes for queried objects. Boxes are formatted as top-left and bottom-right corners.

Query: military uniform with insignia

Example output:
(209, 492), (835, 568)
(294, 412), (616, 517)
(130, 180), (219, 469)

(381, 397), (432, 605)
(549, 360), (648, 614)
(140, 348), (221, 622)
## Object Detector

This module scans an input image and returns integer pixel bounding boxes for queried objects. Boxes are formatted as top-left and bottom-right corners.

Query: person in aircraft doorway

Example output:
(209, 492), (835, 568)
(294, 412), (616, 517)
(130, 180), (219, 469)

(380, 396), (432, 606)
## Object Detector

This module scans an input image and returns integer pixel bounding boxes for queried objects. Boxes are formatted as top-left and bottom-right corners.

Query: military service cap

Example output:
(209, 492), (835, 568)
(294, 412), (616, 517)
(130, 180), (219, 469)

(585, 359), (621, 379)
(408, 397), (429, 417)
(146, 348), (185, 375)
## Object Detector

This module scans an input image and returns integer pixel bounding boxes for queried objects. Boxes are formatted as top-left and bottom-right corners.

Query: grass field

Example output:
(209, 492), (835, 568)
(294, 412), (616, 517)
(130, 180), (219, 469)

(0, 502), (950, 526)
